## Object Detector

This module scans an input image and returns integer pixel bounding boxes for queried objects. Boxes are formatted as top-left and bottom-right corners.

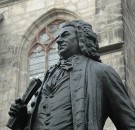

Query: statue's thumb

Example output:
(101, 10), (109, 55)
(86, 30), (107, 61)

(15, 98), (23, 104)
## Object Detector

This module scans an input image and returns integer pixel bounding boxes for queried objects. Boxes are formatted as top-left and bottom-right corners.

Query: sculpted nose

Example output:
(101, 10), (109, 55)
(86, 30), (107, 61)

(56, 37), (64, 45)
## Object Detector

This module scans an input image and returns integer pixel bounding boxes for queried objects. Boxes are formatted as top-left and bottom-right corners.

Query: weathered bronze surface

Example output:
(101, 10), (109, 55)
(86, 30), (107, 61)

(8, 20), (135, 130)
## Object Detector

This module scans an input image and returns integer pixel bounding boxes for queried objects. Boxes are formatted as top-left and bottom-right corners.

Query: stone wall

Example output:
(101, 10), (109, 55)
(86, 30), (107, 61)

(122, 0), (135, 105)
(95, 1), (123, 129)
(0, 0), (126, 129)
(95, 0), (124, 80)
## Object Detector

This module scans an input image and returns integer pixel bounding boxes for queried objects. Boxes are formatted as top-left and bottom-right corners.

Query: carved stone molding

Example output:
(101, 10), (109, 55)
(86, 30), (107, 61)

(0, 13), (4, 21)
(99, 42), (124, 55)
(0, 0), (28, 7)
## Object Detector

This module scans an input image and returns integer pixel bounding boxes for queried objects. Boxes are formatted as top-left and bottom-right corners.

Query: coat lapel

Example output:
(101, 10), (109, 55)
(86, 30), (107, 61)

(70, 56), (89, 130)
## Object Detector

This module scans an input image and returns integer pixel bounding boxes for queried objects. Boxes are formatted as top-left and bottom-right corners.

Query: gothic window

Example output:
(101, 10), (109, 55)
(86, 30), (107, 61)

(28, 19), (66, 80)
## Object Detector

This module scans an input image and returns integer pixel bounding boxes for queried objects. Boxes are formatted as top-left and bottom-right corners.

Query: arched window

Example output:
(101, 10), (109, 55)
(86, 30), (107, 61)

(28, 19), (66, 80)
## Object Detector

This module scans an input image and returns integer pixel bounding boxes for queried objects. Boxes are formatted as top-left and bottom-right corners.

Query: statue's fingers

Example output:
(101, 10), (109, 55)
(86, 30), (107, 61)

(11, 103), (20, 110)
(8, 111), (17, 117)
(19, 105), (27, 112)
(15, 98), (22, 104)
(10, 106), (19, 113)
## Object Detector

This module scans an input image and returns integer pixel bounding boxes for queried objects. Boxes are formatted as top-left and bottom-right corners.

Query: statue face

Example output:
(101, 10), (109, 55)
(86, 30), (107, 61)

(56, 26), (81, 59)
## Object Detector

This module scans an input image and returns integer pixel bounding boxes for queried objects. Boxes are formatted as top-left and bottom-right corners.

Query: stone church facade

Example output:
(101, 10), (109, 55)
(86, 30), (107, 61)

(0, 0), (135, 130)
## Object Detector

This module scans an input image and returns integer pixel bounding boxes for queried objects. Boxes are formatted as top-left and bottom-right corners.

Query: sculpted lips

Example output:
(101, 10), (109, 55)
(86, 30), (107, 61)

(58, 44), (67, 50)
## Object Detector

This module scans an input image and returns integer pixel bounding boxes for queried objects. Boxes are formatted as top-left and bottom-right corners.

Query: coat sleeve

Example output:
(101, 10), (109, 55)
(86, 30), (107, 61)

(103, 65), (135, 130)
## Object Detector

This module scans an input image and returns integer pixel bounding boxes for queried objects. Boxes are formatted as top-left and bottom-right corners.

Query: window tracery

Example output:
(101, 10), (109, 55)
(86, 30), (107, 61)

(29, 19), (66, 80)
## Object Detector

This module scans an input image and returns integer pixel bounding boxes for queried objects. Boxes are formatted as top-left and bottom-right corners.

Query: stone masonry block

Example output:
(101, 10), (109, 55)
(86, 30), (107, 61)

(88, 0), (95, 7)
(71, 0), (79, 3)
(64, 0), (70, 3)
(77, 1), (88, 9)
(79, 8), (95, 17)
(66, 5), (77, 11)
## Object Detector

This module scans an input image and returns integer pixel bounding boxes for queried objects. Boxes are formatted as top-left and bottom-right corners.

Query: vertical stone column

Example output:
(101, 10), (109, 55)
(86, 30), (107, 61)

(122, 0), (135, 106)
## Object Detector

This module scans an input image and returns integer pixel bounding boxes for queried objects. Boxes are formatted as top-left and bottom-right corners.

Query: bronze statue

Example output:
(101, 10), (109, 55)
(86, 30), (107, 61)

(8, 20), (135, 130)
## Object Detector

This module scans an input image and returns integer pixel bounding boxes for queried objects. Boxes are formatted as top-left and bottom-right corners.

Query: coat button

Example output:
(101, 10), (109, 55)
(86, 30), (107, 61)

(34, 91), (39, 97)
(49, 95), (54, 98)
(45, 122), (50, 126)
(43, 105), (47, 109)
(31, 101), (35, 108)
(46, 113), (51, 117)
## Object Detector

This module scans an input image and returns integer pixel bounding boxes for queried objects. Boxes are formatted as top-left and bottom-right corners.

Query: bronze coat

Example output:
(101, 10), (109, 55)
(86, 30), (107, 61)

(28, 55), (135, 130)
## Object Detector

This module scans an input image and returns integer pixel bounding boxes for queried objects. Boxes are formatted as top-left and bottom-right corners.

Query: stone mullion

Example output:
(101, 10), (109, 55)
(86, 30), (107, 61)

(45, 51), (48, 72)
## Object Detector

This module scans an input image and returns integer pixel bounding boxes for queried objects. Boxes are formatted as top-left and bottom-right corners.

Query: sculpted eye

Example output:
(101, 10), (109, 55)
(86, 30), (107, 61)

(61, 31), (70, 38)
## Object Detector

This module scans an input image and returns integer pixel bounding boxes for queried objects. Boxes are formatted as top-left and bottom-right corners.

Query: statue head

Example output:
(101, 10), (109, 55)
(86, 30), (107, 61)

(56, 20), (101, 62)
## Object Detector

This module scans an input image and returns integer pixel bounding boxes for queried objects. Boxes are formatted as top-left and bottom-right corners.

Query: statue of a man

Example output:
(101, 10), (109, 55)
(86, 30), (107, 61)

(8, 20), (135, 130)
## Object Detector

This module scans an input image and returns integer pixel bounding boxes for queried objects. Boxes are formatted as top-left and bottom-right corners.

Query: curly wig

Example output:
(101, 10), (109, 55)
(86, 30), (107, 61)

(62, 20), (101, 62)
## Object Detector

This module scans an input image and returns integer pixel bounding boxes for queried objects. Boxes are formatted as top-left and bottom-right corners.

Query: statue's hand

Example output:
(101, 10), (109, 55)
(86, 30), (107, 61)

(8, 98), (28, 128)
(9, 98), (27, 117)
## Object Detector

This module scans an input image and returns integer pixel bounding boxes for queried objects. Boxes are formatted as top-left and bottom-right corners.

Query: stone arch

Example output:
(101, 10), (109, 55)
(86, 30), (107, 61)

(17, 8), (80, 96)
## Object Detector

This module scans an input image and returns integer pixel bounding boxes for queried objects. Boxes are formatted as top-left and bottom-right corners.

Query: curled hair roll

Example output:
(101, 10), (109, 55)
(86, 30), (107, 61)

(63, 20), (101, 62)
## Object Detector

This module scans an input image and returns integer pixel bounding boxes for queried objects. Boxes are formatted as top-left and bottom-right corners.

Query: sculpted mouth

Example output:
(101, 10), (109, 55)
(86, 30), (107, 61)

(58, 45), (66, 50)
